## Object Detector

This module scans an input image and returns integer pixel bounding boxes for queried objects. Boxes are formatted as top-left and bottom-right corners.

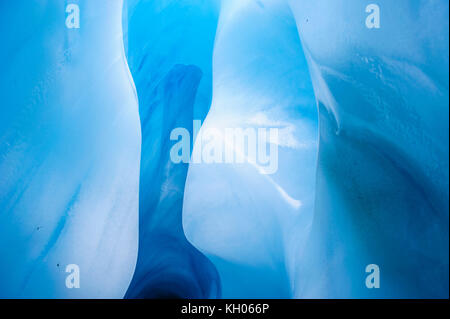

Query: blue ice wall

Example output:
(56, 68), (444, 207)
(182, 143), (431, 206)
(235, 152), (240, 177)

(289, 0), (449, 298)
(0, 1), (140, 298)
(124, 0), (221, 298)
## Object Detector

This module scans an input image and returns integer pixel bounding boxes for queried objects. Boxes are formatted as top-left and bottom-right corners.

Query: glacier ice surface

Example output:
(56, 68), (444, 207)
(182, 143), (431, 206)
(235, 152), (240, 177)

(0, 0), (448, 299)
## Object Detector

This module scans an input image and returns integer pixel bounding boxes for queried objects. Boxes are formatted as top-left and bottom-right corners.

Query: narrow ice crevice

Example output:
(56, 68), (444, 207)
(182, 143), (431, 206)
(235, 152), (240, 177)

(124, 0), (222, 299)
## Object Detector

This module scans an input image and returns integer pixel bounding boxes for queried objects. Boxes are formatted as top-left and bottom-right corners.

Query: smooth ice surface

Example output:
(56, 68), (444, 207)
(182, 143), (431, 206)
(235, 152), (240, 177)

(0, 1), (140, 298)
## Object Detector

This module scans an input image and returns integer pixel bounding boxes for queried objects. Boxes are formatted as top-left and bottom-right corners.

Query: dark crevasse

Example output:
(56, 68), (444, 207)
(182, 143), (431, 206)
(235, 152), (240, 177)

(123, 0), (221, 299)
(125, 65), (219, 298)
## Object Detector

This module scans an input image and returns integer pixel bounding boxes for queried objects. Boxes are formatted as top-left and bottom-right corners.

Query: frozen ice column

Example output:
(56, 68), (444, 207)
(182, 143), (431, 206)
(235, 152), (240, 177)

(183, 0), (319, 298)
